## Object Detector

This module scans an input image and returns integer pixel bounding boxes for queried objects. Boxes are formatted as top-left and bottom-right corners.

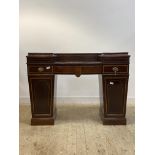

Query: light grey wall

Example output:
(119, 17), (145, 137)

(20, 0), (135, 100)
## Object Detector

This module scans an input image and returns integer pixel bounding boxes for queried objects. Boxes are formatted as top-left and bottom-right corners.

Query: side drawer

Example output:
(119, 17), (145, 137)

(103, 65), (128, 74)
(28, 65), (53, 74)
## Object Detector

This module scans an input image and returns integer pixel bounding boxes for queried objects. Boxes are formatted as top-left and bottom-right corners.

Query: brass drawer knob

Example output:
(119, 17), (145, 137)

(112, 67), (118, 75)
(38, 67), (44, 72)
(46, 66), (50, 70)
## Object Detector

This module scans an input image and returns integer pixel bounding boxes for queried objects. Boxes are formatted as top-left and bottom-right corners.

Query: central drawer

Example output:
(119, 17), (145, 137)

(53, 65), (102, 74)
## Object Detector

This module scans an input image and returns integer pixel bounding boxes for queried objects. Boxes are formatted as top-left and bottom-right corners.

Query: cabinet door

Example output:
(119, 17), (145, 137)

(104, 77), (128, 117)
(29, 77), (53, 117)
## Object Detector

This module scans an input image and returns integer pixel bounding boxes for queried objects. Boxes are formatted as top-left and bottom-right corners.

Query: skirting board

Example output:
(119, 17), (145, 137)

(19, 96), (135, 105)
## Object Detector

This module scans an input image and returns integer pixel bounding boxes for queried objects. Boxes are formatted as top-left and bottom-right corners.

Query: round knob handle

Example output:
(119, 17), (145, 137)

(112, 67), (118, 72)
(38, 67), (44, 72)
(46, 66), (50, 70)
(112, 67), (118, 75)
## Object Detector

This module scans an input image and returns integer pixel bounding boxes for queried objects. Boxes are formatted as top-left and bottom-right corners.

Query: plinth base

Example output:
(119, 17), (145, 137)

(31, 117), (55, 125)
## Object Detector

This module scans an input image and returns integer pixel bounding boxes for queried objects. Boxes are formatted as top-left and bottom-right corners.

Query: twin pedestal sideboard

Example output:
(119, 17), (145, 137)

(26, 52), (130, 125)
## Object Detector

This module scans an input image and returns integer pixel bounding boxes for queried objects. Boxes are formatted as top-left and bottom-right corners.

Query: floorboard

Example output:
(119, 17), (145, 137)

(19, 103), (135, 155)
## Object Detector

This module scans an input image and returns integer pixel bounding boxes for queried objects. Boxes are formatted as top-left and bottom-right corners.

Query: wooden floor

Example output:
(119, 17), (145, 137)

(19, 103), (135, 155)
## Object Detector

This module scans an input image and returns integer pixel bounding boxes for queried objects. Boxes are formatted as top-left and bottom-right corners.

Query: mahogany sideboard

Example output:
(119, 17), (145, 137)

(26, 52), (130, 125)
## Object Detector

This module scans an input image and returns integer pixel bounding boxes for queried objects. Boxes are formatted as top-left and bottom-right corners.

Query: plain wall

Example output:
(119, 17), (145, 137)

(19, 0), (135, 102)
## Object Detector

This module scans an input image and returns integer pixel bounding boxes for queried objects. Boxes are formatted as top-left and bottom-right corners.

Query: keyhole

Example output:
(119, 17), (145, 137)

(110, 81), (114, 85)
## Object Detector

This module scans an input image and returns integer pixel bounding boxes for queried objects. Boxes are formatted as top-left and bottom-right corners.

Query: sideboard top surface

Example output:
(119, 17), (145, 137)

(27, 52), (130, 65)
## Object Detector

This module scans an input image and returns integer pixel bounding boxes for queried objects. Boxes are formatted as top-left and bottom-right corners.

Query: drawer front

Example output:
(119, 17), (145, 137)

(82, 65), (102, 74)
(28, 65), (53, 74)
(53, 65), (102, 74)
(53, 66), (78, 74)
(103, 65), (128, 74)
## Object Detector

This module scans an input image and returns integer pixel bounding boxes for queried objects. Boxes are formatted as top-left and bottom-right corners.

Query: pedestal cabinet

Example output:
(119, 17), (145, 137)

(28, 75), (56, 125)
(99, 63), (129, 125)
(101, 76), (128, 124)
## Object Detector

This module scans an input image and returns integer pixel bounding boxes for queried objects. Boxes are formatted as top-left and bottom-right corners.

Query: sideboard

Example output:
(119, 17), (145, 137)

(26, 52), (130, 125)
